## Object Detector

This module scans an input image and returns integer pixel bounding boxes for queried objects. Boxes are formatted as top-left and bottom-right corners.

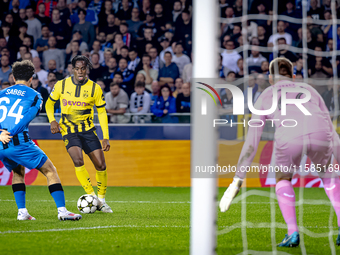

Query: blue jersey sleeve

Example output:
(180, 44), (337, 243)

(8, 94), (43, 136)
(0, 89), (7, 98)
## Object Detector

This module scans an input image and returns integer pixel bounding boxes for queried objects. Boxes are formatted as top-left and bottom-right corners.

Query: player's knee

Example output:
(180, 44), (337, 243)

(38, 159), (60, 181)
(50, 164), (57, 173)
(73, 158), (84, 167)
(13, 165), (25, 177)
(96, 162), (106, 171)
(43, 161), (57, 174)
(12, 167), (25, 182)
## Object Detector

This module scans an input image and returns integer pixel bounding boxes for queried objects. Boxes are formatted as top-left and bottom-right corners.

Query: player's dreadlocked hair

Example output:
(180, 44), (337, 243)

(71, 55), (93, 69)
(12, 60), (35, 82)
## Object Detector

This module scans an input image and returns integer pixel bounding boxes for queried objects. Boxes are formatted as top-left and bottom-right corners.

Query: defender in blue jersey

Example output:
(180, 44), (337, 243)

(1, 60), (81, 221)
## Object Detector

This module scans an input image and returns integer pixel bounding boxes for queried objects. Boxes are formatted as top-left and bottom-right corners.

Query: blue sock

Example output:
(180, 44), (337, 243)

(12, 183), (26, 209)
(48, 184), (65, 208)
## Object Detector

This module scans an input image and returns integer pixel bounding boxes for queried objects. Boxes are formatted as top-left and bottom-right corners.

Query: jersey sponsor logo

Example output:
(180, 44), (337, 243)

(62, 99), (89, 107)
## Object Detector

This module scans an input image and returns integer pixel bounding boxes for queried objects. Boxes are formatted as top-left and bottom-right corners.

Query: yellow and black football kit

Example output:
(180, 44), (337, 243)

(46, 77), (109, 199)
(46, 76), (109, 140)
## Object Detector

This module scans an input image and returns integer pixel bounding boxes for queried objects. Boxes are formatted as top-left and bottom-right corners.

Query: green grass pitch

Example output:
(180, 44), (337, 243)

(0, 186), (339, 255)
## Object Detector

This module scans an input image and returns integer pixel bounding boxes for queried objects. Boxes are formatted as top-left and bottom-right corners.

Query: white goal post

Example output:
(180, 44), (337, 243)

(190, 0), (218, 255)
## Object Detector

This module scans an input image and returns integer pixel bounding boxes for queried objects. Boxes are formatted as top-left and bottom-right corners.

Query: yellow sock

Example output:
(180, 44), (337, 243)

(96, 169), (107, 199)
(75, 166), (95, 195)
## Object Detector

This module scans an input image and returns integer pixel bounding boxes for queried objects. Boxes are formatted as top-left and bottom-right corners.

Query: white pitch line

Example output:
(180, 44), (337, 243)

(231, 190), (332, 205)
(234, 201), (333, 205)
(232, 190), (277, 203)
(0, 198), (333, 205)
(0, 225), (190, 234)
(0, 199), (190, 204)
(218, 225), (338, 229)
(235, 250), (293, 255)
(217, 222), (339, 238)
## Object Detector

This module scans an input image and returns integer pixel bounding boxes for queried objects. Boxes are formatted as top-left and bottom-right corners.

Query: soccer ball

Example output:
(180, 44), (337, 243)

(77, 195), (98, 214)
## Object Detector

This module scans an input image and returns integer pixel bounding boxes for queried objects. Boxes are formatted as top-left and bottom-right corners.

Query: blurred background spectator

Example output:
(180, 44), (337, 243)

(151, 84), (177, 123)
(105, 82), (130, 123)
(130, 81), (151, 123)
(176, 82), (190, 123)
(0, 55), (12, 83)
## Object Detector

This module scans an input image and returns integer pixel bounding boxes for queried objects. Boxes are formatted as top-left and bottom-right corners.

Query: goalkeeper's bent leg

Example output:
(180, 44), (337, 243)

(322, 177), (340, 227)
(75, 165), (96, 196)
(276, 179), (298, 235)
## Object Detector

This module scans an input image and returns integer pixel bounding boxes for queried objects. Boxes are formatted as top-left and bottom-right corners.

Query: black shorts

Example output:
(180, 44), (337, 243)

(62, 129), (102, 154)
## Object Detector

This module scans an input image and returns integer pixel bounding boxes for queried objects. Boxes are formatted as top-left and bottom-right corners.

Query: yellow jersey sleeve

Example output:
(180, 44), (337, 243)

(94, 84), (106, 108)
(50, 80), (62, 101)
(94, 84), (109, 139)
(46, 80), (63, 123)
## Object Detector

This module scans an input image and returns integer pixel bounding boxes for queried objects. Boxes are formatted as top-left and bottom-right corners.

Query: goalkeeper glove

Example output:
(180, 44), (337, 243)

(219, 176), (243, 212)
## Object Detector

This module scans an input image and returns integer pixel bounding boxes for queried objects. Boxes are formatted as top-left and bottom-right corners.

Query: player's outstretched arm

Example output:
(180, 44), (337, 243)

(219, 176), (243, 212)
(219, 112), (265, 212)
(0, 130), (12, 144)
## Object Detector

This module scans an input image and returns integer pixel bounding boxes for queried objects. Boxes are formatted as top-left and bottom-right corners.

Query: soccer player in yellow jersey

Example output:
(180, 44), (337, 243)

(45, 55), (112, 213)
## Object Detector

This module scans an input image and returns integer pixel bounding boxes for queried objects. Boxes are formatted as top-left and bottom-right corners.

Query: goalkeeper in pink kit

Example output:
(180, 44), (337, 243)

(219, 57), (340, 247)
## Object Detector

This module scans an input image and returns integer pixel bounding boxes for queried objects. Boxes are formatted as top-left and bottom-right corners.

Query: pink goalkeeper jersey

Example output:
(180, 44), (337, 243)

(236, 79), (334, 177)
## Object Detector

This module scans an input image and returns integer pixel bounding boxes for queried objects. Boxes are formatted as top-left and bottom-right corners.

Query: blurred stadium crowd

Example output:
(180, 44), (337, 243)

(0, 0), (339, 124)
(0, 0), (192, 123)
